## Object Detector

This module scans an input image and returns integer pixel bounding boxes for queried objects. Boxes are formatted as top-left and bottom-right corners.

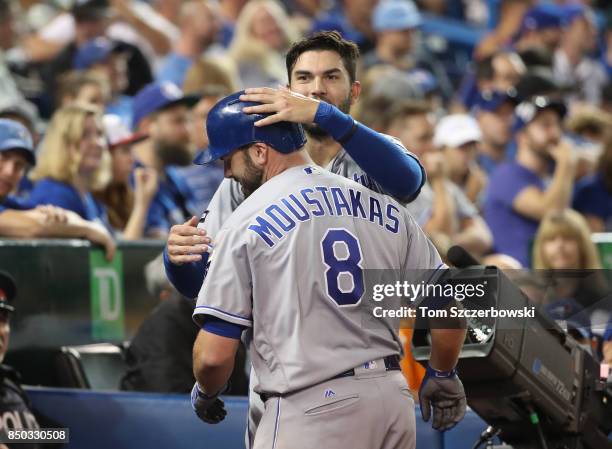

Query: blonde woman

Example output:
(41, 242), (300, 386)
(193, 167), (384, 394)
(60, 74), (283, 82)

(531, 209), (605, 346)
(228, 0), (300, 88)
(29, 104), (112, 229)
(532, 209), (602, 271)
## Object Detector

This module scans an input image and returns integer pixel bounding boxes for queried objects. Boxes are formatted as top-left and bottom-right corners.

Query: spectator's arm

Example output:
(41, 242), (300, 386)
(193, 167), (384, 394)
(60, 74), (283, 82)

(0, 208), (116, 260)
(20, 35), (65, 63)
(111, 0), (172, 55)
(454, 216), (493, 256)
(122, 168), (158, 240)
(423, 178), (455, 236)
(513, 142), (575, 221)
(603, 340), (612, 364)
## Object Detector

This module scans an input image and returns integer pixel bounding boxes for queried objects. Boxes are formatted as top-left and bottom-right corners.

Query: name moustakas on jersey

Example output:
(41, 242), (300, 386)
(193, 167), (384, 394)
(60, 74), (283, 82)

(248, 181), (401, 248)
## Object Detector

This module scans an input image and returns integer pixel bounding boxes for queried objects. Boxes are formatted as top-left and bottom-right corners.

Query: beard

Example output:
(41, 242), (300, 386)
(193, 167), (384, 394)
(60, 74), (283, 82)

(237, 151), (264, 198)
(304, 95), (352, 141)
(154, 139), (193, 167)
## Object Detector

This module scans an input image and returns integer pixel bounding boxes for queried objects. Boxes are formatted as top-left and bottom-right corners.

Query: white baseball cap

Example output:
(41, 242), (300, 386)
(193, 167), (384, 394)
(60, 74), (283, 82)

(102, 114), (147, 148)
(433, 114), (482, 148)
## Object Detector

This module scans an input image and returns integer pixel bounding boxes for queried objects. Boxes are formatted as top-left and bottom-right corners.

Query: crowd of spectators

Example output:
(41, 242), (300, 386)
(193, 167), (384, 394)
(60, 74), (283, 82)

(0, 0), (610, 366)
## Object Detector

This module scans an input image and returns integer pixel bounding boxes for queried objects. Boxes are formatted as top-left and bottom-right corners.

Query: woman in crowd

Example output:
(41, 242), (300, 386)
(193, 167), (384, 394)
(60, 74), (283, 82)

(29, 104), (112, 229)
(227, 0), (300, 87)
(531, 209), (606, 355)
(94, 115), (158, 240)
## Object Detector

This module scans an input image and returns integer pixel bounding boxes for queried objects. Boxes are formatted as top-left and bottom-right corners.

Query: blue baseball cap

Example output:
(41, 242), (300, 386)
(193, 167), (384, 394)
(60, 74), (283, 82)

(0, 119), (35, 165)
(518, 4), (564, 36)
(513, 95), (566, 133)
(132, 82), (199, 130)
(472, 89), (518, 114)
(406, 69), (438, 95)
(373, 0), (421, 32)
(73, 37), (119, 70)
(561, 4), (592, 27)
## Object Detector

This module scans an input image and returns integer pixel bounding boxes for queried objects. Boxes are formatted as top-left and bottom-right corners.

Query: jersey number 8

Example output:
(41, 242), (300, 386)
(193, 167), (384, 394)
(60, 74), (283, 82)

(321, 228), (365, 306)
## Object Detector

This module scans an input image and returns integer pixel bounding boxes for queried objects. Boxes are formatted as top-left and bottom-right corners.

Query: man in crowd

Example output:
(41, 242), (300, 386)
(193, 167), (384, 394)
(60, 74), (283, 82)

(472, 90), (518, 174)
(484, 96), (574, 266)
(385, 101), (492, 257)
(131, 81), (198, 237)
(553, 4), (608, 106)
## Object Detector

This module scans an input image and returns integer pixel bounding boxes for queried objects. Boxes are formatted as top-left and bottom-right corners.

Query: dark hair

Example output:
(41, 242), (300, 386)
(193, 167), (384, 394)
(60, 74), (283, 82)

(286, 31), (360, 84)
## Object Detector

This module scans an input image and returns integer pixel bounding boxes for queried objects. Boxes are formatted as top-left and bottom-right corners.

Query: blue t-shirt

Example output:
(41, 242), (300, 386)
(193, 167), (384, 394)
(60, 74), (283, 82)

(573, 173), (612, 231)
(29, 178), (111, 229)
(483, 161), (544, 266)
(156, 53), (193, 88)
(0, 196), (32, 213)
(139, 164), (197, 236)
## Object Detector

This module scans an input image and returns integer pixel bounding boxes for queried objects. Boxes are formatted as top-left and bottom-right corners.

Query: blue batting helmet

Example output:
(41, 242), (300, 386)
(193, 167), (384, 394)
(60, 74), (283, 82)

(194, 91), (306, 165)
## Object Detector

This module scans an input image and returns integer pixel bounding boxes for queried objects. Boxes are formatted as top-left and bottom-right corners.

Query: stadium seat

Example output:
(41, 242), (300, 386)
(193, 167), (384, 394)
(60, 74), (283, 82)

(55, 343), (127, 390)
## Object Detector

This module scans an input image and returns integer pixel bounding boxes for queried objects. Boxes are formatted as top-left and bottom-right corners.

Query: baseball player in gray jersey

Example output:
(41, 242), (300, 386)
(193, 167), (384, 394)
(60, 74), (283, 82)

(190, 91), (467, 449)
(170, 32), (428, 447)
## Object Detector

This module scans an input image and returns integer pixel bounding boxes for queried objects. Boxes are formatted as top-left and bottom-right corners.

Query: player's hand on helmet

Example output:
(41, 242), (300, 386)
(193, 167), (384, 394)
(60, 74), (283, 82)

(240, 87), (320, 127)
(167, 216), (212, 265)
(419, 365), (466, 431)
(191, 382), (227, 424)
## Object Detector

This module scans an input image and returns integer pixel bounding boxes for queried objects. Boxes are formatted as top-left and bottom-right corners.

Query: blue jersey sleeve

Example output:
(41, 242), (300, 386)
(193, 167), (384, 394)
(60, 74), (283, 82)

(163, 247), (207, 299)
(201, 315), (245, 339)
(314, 102), (425, 202)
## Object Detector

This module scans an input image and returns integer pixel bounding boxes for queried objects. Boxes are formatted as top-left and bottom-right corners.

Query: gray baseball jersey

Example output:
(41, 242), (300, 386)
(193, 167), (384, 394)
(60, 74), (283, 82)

(193, 165), (441, 395)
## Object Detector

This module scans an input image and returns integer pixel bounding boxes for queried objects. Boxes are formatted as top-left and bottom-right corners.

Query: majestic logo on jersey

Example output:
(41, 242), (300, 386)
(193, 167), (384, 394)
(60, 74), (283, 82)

(198, 210), (210, 226)
(324, 389), (336, 398)
(363, 360), (377, 370)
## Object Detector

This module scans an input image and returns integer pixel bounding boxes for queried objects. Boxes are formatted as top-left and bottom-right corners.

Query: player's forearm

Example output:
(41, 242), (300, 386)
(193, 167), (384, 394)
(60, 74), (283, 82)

(428, 328), (466, 371)
(163, 248), (207, 298)
(193, 330), (238, 395)
(313, 102), (425, 202)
